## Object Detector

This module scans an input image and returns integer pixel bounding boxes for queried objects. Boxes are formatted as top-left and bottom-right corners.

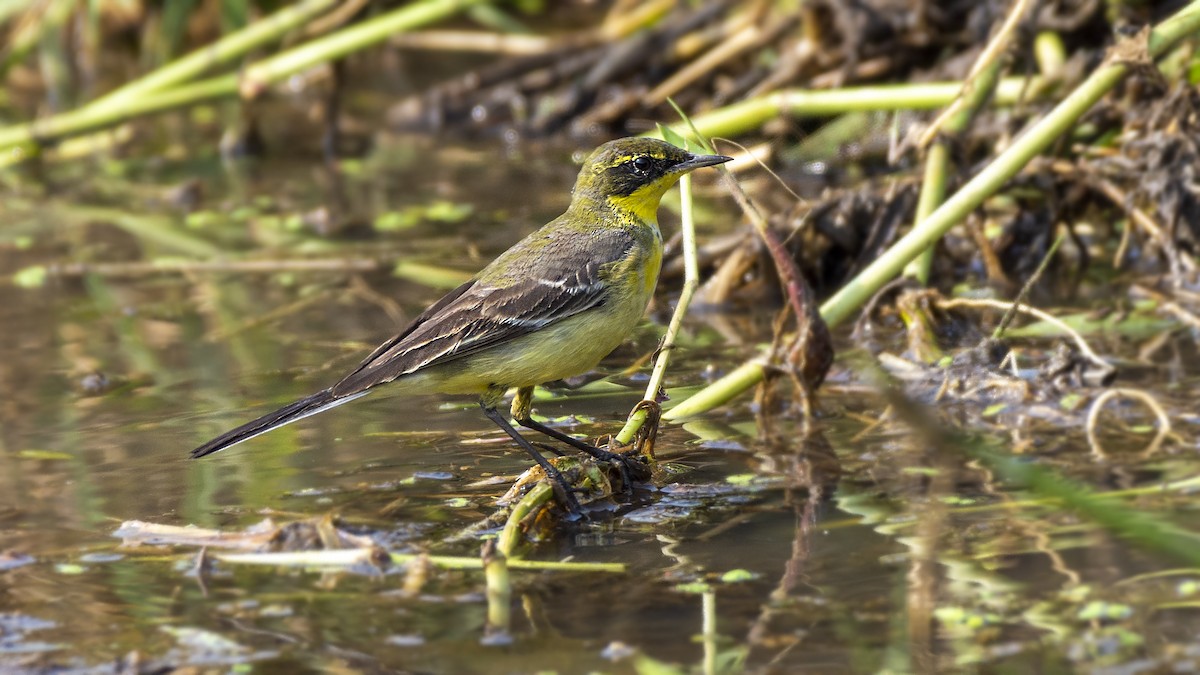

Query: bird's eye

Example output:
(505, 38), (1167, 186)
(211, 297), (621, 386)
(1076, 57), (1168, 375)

(632, 156), (652, 174)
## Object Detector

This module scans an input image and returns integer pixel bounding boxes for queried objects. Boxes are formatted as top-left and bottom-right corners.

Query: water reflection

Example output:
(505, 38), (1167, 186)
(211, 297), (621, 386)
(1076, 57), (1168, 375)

(3, 141), (1200, 672)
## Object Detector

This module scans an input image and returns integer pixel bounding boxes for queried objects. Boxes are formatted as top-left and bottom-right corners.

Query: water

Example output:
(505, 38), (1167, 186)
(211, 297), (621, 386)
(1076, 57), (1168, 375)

(2, 136), (1199, 673)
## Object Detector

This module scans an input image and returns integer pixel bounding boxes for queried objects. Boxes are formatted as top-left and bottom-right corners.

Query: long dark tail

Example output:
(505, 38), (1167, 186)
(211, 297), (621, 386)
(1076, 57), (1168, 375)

(190, 389), (367, 458)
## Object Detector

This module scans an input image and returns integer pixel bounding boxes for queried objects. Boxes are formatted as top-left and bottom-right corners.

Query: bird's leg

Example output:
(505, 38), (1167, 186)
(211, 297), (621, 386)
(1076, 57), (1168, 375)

(480, 392), (582, 518)
(510, 387), (646, 491)
(531, 440), (568, 457)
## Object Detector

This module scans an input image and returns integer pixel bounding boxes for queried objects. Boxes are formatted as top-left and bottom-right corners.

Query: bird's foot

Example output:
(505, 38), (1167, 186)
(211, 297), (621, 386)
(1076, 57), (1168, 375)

(573, 442), (651, 495)
(515, 415), (651, 496)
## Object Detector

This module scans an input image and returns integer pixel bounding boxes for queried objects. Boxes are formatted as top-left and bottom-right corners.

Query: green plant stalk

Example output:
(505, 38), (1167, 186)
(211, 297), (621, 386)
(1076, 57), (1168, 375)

(1034, 31), (1067, 76)
(878, 369), (1200, 567)
(664, 1), (1200, 420)
(240, 0), (490, 95)
(702, 591), (718, 675)
(0, 0), (487, 158)
(1, 0), (75, 75)
(900, 471), (1200, 521)
(615, 171), (699, 444)
(975, 444), (1200, 565)
(903, 143), (951, 284)
(0, 74), (238, 162)
(0, 59), (1032, 163)
(483, 543), (512, 634)
(88, 0), (339, 112)
(218, 547), (625, 572)
(903, 60), (1003, 283)
(497, 480), (552, 559)
(646, 76), (1041, 142)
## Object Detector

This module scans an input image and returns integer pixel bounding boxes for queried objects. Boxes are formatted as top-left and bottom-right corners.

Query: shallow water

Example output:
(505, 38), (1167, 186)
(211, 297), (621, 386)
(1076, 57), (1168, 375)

(3, 136), (1200, 674)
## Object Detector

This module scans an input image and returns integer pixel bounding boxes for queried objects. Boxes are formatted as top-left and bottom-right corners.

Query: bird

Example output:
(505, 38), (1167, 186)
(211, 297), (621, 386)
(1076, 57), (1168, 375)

(190, 137), (731, 515)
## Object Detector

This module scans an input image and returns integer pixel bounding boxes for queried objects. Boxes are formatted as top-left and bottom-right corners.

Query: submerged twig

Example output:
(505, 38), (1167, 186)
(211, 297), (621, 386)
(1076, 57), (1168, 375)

(1086, 388), (1172, 459)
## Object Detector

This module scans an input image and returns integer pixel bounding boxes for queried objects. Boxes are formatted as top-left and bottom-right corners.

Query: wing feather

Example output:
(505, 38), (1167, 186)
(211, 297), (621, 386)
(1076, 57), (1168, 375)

(330, 226), (633, 397)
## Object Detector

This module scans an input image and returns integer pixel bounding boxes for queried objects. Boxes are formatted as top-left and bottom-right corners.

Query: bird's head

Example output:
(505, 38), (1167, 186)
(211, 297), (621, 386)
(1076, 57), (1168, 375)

(573, 137), (731, 221)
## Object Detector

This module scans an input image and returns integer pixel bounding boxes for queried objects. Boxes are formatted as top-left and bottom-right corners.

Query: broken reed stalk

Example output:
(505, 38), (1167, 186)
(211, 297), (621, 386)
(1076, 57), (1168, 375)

(497, 480), (553, 559)
(389, 30), (555, 55)
(664, 0), (1200, 421)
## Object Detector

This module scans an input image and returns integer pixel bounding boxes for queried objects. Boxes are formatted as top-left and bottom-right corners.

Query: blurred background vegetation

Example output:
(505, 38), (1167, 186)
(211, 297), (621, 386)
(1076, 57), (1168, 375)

(5, 1), (1200, 673)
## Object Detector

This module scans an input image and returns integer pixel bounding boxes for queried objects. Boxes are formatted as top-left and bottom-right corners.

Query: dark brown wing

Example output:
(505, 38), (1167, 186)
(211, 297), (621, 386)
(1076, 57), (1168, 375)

(330, 229), (631, 397)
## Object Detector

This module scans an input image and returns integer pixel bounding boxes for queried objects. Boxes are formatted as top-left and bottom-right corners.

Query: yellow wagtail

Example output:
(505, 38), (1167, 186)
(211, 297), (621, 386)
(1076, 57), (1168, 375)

(190, 137), (730, 514)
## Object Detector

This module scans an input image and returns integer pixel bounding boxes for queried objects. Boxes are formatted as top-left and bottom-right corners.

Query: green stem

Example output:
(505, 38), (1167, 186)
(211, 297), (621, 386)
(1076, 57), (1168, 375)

(665, 0), (1200, 420)
(647, 76), (1042, 142)
(903, 61), (1004, 283)
(240, 0), (489, 95)
(0, 0), (489, 159)
(615, 170), (699, 444)
(88, 0), (339, 112)
(0, 74), (239, 162)
(497, 480), (552, 559)
(903, 143), (951, 284)
(0, 0), (75, 76)
(702, 591), (719, 675)
(482, 542), (512, 635)
(976, 445), (1200, 565)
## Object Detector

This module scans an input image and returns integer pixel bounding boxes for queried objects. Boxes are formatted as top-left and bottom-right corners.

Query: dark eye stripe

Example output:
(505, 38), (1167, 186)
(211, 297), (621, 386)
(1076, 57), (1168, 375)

(602, 155), (680, 196)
